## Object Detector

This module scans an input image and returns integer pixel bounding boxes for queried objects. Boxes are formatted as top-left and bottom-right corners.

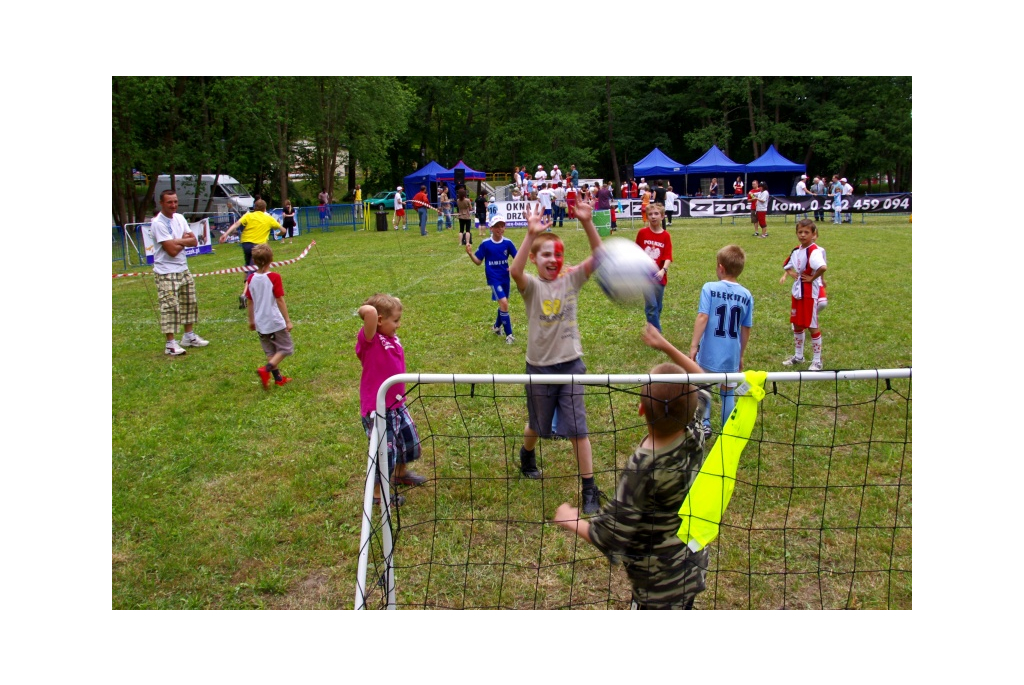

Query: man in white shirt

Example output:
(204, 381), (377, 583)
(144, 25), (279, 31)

(551, 165), (562, 184)
(151, 190), (210, 355)
(551, 182), (567, 227)
(536, 183), (553, 222)
(535, 164), (548, 182)
(841, 177), (854, 223)
(795, 174), (811, 219)
(664, 185), (678, 225)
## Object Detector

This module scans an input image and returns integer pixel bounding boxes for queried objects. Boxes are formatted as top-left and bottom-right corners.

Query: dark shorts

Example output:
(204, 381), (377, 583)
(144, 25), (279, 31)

(490, 280), (511, 302)
(362, 405), (421, 479)
(242, 241), (256, 266)
(525, 358), (589, 439)
(258, 328), (294, 359)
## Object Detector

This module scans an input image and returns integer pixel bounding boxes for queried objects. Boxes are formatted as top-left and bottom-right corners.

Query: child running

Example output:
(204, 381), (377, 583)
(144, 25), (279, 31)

(509, 199), (604, 514)
(634, 202), (673, 332)
(553, 324), (711, 609)
(688, 245), (753, 438)
(245, 244), (294, 389)
(357, 294), (427, 507)
(466, 215), (518, 344)
(780, 219), (828, 371)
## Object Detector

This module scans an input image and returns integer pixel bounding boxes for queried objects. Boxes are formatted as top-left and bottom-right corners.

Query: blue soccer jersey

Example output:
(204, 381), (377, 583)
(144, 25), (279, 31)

(695, 280), (754, 373)
(475, 238), (517, 286)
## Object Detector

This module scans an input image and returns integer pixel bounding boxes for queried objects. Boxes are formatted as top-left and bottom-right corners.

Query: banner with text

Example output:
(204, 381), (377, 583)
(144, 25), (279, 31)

(141, 218), (214, 264)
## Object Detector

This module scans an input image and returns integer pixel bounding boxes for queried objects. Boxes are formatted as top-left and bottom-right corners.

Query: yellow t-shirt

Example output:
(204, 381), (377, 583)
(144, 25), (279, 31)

(238, 211), (282, 244)
(355, 188), (362, 202)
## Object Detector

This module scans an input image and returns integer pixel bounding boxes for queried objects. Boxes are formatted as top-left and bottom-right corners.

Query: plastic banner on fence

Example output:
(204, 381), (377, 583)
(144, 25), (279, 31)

(140, 218), (214, 264)
(113, 241), (316, 279)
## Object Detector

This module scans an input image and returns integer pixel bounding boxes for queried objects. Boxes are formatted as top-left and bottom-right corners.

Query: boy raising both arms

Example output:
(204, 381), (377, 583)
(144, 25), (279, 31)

(245, 244), (294, 389)
(466, 215), (518, 344)
(780, 219), (827, 371)
(357, 294), (427, 507)
(634, 202), (673, 332)
(554, 324), (711, 609)
(689, 245), (753, 439)
(509, 199), (604, 514)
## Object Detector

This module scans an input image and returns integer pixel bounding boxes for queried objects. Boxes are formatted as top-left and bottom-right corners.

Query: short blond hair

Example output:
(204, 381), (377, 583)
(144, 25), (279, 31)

(252, 243), (274, 267)
(363, 293), (402, 318)
(255, 199), (267, 212)
(717, 245), (746, 277)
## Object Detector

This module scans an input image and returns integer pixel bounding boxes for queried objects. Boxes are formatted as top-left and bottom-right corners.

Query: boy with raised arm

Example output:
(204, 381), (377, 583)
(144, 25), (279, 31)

(509, 198), (604, 514)
(466, 215), (518, 344)
(554, 324), (711, 609)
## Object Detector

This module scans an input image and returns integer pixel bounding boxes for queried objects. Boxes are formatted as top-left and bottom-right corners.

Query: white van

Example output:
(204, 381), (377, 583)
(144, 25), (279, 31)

(152, 174), (255, 216)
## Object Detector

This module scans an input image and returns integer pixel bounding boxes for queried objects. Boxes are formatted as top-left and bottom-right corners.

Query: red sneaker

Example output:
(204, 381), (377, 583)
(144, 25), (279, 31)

(275, 376), (292, 387)
(256, 366), (271, 390)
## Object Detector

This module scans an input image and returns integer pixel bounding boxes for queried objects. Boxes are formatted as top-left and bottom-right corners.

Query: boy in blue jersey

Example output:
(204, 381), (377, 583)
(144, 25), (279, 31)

(466, 215), (519, 344)
(688, 245), (754, 439)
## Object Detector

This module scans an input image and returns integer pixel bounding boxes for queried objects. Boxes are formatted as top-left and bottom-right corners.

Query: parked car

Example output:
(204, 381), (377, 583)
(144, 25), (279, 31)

(367, 190), (406, 210)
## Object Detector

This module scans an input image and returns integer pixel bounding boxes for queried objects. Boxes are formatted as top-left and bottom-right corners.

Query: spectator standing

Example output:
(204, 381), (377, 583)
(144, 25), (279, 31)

(638, 178), (650, 196)
(733, 176), (744, 196)
(842, 178), (854, 223)
(566, 183), (578, 220)
(439, 184), (452, 230)
(537, 183), (554, 224)
(412, 185), (431, 236)
(354, 185), (363, 220)
(664, 185), (678, 225)
(811, 176), (827, 222)
(709, 177), (719, 197)
(535, 164), (548, 183)
(393, 186), (407, 230)
(552, 182), (567, 228)
(570, 164), (579, 188)
(795, 174), (811, 219)
(630, 178), (638, 199)
(654, 180), (667, 205)
(475, 191), (488, 238)
(151, 190), (210, 355)
(551, 165), (562, 184)
(830, 175), (843, 224)
(456, 187), (473, 245)
(621, 180), (630, 199)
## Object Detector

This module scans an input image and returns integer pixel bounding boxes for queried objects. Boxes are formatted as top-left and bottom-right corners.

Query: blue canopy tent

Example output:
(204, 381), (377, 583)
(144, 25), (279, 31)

(403, 160), (449, 203)
(685, 145), (745, 196)
(631, 147), (687, 196)
(438, 160), (488, 198)
(743, 145), (806, 196)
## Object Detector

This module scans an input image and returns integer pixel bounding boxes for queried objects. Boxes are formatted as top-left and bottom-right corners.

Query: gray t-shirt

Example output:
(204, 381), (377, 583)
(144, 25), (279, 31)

(520, 267), (589, 366)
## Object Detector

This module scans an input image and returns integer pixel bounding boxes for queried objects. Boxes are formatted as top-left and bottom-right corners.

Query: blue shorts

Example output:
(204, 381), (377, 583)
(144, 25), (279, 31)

(490, 280), (511, 302)
(525, 358), (589, 439)
(362, 405), (421, 481)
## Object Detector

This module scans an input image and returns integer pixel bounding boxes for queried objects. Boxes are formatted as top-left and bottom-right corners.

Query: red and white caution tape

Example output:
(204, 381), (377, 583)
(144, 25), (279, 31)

(112, 241), (317, 279)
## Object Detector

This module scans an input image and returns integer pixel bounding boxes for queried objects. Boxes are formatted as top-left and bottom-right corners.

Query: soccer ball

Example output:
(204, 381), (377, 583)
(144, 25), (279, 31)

(593, 237), (658, 305)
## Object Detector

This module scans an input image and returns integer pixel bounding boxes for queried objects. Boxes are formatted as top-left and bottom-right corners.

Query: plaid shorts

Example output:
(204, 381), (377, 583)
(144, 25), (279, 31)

(155, 271), (198, 335)
(362, 405), (421, 480)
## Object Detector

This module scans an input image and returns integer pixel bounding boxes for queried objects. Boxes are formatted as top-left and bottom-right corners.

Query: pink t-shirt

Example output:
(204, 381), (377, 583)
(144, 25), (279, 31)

(356, 329), (407, 416)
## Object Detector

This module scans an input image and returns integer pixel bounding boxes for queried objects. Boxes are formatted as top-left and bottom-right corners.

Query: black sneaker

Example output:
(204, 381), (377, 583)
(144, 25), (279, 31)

(519, 446), (542, 479)
(581, 485), (602, 515)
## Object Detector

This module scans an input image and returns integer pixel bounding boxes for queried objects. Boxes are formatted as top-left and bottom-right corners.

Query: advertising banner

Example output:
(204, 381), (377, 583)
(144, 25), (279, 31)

(141, 217), (214, 265)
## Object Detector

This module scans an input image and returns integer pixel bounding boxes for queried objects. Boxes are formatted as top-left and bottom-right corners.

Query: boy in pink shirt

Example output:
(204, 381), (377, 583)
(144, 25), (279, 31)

(356, 293), (426, 507)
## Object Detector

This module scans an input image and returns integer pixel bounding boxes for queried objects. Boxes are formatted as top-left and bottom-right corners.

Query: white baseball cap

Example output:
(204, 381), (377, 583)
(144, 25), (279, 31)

(396, 186), (403, 191)
(538, 164), (544, 169)
(840, 177), (847, 183)
(801, 174), (808, 179)
(553, 165), (558, 169)
(488, 215), (506, 228)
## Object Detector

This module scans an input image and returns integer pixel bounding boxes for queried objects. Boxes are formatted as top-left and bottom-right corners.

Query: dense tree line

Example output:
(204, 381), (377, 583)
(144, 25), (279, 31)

(112, 76), (910, 224)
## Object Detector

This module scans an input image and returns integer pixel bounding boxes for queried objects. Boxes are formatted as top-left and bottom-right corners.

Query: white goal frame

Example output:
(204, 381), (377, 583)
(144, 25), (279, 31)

(355, 368), (912, 610)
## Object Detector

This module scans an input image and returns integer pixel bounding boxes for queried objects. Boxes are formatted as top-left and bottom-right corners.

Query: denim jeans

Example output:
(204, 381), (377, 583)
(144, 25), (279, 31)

(643, 282), (665, 330)
(417, 208), (428, 235)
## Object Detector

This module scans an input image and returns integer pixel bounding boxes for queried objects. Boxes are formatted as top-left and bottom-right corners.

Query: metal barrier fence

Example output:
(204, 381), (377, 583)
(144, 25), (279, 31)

(297, 204), (362, 233)
(112, 225), (148, 270)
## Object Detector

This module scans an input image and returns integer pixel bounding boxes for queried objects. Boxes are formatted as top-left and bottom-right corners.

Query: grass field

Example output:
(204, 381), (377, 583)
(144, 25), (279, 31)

(111, 211), (911, 609)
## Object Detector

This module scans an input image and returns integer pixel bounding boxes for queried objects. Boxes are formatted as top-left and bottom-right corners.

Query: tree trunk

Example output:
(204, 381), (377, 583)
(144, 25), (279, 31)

(606, 77), (621, 191)
(746, 79), (759, 158)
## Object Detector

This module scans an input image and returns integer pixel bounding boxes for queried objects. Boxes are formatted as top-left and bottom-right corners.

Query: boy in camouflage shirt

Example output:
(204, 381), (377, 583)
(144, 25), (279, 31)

(554, 324), (711, 609)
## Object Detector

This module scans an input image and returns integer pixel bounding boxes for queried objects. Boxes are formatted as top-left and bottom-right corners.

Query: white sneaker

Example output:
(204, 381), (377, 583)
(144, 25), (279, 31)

(165, 340), (187, 355)
(505, 334), (516, 345)
(782, 355), (805, 366)
(808, 360), (823, 371)
(492, 326), (502, 335)
(181, 333), (209, 347)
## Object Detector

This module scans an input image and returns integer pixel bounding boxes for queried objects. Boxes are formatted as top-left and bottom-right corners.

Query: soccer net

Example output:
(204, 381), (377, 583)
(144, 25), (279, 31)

(355, 369), (911, 610)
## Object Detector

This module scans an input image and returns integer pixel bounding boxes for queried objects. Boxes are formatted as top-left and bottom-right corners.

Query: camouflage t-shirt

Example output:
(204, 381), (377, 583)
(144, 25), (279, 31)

(588, 389), (712, 608)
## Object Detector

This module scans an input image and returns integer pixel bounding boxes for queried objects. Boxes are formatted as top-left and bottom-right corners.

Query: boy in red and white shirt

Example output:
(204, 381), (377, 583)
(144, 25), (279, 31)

(779, 219), (827, 371)
(245, 243), (294, 388)
(635, 203), (673, 331)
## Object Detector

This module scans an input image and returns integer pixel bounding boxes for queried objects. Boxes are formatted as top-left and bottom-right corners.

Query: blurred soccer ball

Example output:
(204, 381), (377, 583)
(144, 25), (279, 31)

(593, 237), (658, 305)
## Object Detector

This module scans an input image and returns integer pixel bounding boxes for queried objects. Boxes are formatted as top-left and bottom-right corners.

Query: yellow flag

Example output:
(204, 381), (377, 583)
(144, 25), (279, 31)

(677, 371), (767, 552)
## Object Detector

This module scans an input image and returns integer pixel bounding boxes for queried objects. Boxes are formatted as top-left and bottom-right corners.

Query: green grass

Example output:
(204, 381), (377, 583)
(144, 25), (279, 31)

(112, 211), (912, 609)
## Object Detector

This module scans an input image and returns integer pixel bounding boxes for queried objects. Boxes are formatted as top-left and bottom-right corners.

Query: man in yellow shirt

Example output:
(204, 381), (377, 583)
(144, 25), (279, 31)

(219, 199), (284, 307)
(354, 184), (363, 221)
